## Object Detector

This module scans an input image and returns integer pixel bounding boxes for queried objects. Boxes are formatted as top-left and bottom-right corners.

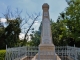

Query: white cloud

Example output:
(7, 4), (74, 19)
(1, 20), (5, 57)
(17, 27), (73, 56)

(0, 18), (7, 22)
(19, 33), (31, 41)
(32, 21), (40, 31)
(35, 21), (39, 23)
(19, 33), (25, 40)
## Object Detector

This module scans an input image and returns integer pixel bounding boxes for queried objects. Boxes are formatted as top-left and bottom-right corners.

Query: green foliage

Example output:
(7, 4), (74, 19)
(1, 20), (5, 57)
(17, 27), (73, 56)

(0, 22), (5, 49)
(65, 0), (80, 47)
(27, 23), (41, 46)
(27, 31), (40, 46)
(51, 0), (80, 47)
(0, 50), (6, 60)
(0, 17), (21, 49)
(5, 18), (21, 47)
(51, 20), (68, 46)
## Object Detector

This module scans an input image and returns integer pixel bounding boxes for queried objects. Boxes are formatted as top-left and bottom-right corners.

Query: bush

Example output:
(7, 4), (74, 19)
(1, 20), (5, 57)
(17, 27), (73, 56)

(0, 50), (6, 60)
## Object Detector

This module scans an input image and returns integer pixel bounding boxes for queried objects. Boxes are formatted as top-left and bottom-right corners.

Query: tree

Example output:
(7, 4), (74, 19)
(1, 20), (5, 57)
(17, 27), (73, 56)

(51, 19), (68, 46)
(0, 7), (41, 48)
(0, 21), (5, 49)
(56, 0), (80, 47)
(27, 22), (41, 46)
(27, 31), (40, 46)
(0, 8), (22, 49)
(5, 18), (21, 47)
(22, 13), (40, 46)
(65, 0), (80, 47)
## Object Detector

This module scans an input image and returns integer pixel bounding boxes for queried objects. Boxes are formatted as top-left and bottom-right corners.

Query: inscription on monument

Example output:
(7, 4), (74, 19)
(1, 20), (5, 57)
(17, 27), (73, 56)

(42, 18), (51, 44)
(44, 12), (48, 16)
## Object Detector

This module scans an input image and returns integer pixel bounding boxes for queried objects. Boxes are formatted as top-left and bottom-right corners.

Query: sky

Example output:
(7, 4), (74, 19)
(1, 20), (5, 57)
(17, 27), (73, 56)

(0, 0), (68, 39)
(0, 0), (68, 19)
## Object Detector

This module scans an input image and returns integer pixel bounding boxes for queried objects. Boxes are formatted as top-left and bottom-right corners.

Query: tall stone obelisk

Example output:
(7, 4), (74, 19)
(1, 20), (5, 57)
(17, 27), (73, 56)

(38, 3), (61, 60)
(32, 3), (61, 60)
(40, 3), (54, 46)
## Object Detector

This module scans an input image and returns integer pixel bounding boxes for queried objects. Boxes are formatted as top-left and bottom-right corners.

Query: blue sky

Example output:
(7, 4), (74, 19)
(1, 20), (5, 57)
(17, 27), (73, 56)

(0, 0), (68, 37)
(0, 0), (68, 21)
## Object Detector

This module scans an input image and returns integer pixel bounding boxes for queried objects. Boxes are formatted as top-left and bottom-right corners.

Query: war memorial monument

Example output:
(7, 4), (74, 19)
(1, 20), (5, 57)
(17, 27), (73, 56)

(31, 3), (61, 60)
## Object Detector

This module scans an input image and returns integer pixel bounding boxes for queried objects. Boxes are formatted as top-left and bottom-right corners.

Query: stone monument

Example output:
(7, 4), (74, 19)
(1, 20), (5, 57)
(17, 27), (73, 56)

(32, 3), (61, 60)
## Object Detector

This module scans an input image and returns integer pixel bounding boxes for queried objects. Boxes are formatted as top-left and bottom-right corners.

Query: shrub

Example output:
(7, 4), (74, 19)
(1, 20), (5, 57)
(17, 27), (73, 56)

(0, 50), (6, 60)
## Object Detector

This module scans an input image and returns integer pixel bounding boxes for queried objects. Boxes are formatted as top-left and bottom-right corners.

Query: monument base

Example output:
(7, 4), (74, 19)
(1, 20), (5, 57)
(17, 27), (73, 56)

(32, 44), (61, 60)
(32, 54), (61, 60)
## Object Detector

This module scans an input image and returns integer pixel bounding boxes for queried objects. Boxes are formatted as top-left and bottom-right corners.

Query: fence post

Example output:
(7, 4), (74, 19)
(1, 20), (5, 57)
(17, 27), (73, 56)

(5, 45), (7, 60)
(62, 46), (63, 60)
(74, 45), (77, 60)
(68, 46), (70, 58)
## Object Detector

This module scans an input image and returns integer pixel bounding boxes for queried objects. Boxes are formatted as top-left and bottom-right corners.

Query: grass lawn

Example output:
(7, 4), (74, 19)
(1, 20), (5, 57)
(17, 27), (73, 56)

(0, 50), (6, 60)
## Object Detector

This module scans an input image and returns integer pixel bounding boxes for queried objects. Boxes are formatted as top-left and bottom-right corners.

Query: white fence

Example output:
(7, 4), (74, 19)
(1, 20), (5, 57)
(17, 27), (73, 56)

(5, 46), (38, 60)
(5, 46), (80, 60)
(55, 46), (80, 60)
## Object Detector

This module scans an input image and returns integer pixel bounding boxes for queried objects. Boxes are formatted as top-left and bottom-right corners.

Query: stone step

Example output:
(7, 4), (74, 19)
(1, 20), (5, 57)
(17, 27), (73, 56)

(31, 54), (61, 60)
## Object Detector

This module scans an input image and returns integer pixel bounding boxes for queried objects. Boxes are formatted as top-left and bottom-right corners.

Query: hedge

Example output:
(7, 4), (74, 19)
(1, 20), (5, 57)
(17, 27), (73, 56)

(0, 50), (6, 60)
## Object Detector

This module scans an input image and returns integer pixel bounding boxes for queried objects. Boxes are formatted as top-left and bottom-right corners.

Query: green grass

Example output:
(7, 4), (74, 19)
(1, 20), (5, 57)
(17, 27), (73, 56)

(0, 50), (6, 60)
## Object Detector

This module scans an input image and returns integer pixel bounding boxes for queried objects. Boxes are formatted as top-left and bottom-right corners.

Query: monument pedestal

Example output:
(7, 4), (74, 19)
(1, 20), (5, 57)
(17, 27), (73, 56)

(32, 44), (61, 60)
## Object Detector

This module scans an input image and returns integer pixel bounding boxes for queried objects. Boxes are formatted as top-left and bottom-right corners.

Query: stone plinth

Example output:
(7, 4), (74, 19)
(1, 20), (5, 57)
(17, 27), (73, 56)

(31, 44), (61, 60)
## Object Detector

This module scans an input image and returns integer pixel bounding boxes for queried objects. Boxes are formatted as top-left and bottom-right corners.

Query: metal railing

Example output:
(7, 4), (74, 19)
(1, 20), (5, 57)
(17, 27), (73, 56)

(5, 46), (80, 60)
